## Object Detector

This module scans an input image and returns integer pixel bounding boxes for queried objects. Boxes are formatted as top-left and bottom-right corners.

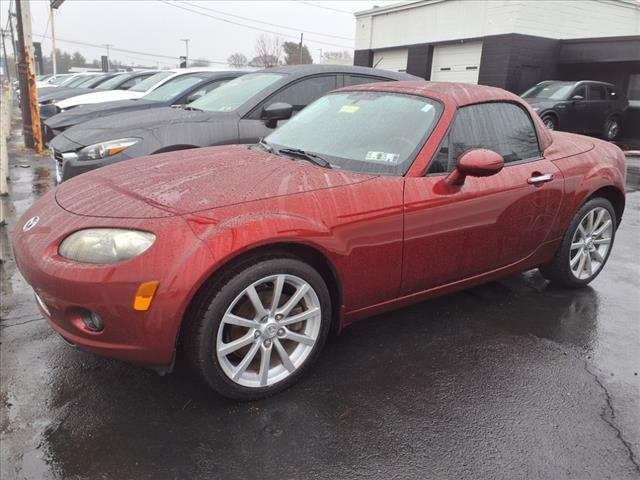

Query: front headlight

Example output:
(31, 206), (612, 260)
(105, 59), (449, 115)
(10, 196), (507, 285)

(77, 138), (140, 161)
(59, 228), (156, 264)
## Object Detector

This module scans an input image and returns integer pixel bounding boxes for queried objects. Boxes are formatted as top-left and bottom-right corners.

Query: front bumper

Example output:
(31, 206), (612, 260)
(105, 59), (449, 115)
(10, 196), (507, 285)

(51, 146), (129, 183)
(12, 192), (215, 367)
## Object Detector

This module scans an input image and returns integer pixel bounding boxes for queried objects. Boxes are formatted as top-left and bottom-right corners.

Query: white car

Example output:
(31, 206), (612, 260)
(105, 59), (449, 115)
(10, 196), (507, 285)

(53, 68), (227, 112)
(35, 73), (90, 89)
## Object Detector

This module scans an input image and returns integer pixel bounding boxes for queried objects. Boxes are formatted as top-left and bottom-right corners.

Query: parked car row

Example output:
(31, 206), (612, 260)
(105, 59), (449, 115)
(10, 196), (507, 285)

(44, 65), (414, 182)
(14, 68), (627, 400)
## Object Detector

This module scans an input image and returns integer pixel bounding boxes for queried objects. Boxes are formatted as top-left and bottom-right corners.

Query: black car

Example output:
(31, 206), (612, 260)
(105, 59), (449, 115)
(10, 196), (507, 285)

(44, 70), (246, 140)
(522, 80), (627, 140)
(50, 65), (418, 182)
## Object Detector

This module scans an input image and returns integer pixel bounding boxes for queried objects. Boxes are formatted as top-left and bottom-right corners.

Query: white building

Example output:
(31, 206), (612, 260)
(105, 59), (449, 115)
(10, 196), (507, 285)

(353, 0), (640, 137)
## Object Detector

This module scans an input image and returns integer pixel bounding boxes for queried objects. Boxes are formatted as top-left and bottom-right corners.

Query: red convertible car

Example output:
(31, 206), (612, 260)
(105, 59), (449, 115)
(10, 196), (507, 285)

(13, 82), (626, 400)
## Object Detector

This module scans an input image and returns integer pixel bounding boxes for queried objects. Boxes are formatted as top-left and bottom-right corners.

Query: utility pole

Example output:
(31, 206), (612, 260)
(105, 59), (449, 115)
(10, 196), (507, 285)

(50, 4), (56, 74)
(299, 33), (303, 65)
(1, 30), (10, 81)
(8, 11), (18, 73)
(104, 44), (113, 70)
(50, 0), (65, 75)
(14, 0), (43, 152)
(180, 38), (189, 67)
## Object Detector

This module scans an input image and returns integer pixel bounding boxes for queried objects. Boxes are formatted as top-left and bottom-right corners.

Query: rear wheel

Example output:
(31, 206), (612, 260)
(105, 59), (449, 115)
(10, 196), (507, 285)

(539, 197), (616, 288)
(603, 117), (621, 141)
(184, 256), (331, 400)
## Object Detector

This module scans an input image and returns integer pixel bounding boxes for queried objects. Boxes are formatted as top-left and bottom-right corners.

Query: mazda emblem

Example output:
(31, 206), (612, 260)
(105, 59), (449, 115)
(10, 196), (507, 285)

(22, 216), (40, 232)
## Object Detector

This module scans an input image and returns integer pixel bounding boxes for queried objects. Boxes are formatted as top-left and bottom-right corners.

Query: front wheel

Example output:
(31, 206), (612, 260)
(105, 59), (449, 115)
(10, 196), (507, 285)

(542, 114), (557, 130)
(539, 197), (616, 288)
(184, 256), (331, 400)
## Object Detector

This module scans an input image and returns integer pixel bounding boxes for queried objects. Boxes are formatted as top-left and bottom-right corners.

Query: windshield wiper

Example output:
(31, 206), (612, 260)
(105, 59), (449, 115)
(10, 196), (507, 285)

(183, 105), (202, 111)
(276, 147), (332, 169)
(258, 138), (274, 153)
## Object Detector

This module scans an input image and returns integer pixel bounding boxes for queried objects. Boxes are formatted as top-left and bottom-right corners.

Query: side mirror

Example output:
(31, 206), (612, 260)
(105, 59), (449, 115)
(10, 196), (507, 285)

(571, 95), (584, 101)
(444, 149), (504, 186)
(262, 102), (293, 128)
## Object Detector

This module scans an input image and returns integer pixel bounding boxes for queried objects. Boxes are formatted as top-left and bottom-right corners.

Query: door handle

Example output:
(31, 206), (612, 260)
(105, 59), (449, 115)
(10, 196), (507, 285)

(527, 173), (554, 184)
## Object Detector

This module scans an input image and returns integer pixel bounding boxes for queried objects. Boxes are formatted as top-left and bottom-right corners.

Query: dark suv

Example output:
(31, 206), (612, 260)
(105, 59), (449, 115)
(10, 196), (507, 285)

(521, 80), (627, 140)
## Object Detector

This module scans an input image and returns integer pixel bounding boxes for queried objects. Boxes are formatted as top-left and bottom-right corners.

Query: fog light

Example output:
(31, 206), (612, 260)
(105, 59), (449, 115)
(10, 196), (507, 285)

(80, 310), (104, 332)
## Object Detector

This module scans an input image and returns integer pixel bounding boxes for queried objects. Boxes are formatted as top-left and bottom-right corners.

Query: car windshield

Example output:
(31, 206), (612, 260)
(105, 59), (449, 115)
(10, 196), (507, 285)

(84, 74), (112, 88)
(49, 75), (73, 85)
(94, 73), (130, 90)
(129, 72), (173, 92)
(190, 73), (284, 112)
(265, 91), (442, 175)
(142, 73), (210, 102)
(522, 83), (575, 100)
(65, 75), (91, 87)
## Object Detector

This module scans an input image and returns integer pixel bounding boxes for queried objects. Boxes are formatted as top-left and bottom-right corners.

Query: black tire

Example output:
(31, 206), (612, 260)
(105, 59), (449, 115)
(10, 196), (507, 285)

(603, 116), (621, 141)
(542, 114), (557, 130)
(539, 197), (616, 288)
(182, 255), (331, 401)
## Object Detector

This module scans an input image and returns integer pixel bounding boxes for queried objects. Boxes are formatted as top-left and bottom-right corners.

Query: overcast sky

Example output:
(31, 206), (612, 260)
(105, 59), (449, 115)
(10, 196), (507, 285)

(3, 0), (397, 68)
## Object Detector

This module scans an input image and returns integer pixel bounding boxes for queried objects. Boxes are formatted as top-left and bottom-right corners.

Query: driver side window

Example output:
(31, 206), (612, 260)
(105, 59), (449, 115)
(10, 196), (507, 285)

(572, 85), (587, 99)
(426, 102), (541, 174)
(250, 75), (337, 119)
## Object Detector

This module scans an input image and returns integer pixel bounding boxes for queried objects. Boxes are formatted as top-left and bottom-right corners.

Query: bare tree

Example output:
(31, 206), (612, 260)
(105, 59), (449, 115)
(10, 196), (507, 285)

(322, 50), (354, 65)
(251, 34), (282, 68)
(227, 52), (248, 68)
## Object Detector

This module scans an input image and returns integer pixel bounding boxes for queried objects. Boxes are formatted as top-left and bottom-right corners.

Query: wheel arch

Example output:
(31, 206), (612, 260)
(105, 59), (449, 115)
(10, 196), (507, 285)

(586, 185), (625, 226)
(178, 241), (344, 350)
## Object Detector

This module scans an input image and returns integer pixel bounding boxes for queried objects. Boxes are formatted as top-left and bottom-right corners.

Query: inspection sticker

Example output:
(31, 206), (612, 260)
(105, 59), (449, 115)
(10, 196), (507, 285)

(339, 105), (360, 113)
(365, 151), (400, 164)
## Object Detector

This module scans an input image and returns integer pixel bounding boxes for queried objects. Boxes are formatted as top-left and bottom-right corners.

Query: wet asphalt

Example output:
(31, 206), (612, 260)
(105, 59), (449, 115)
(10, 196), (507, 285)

(1, 128), (639, 480)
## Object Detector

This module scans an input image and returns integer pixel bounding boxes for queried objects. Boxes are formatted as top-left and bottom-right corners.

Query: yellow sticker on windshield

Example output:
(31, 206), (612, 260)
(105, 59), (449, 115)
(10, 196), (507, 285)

(339, 105), (360, 113)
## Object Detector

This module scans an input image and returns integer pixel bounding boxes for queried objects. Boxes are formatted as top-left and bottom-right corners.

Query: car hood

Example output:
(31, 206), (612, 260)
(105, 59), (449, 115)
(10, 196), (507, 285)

(55, 145), (372, 218)
(56, 90), (143, 109)
(45, 99), (160, 129)
(52, 107), (221, 150)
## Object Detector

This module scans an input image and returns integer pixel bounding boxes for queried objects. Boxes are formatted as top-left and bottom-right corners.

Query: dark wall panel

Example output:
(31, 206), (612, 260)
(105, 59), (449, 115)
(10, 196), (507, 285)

(479, 34), (559, 94)
(406, 44), (433, 79)
(353, 50), (373, 67)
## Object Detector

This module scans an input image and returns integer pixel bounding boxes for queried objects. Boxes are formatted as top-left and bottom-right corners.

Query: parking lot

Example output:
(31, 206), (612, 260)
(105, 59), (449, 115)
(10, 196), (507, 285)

(1, 115), (639, 478)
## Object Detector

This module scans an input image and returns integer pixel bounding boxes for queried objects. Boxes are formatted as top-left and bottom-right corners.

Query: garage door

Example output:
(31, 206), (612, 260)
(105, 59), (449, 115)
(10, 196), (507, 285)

(373, 49), (408, 72)
(431, 41), (483, 83)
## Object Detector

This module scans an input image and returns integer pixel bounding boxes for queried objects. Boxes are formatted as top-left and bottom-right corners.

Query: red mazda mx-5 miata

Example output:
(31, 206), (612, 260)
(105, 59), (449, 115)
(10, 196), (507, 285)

(13, 82), (626, 400)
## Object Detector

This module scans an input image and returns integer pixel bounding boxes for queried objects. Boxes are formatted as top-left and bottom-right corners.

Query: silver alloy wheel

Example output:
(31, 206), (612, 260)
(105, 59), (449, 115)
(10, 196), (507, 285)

(606, 119), (619, 140)
(569, 207), (613, 280)
(543, 117), (555, 130)
(216, 274), (321, 388)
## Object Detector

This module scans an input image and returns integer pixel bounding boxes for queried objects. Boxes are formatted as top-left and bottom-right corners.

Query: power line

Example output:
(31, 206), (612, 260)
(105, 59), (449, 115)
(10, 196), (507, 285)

(32, 33), (232, 66)
(181, 0), (353, 41)
(159, 0), (353, 49)
(297, 1), (354, 14)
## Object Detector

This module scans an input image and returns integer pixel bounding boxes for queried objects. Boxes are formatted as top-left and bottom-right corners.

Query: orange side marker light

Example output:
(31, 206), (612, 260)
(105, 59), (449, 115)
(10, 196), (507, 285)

(133, 281), (160, 311)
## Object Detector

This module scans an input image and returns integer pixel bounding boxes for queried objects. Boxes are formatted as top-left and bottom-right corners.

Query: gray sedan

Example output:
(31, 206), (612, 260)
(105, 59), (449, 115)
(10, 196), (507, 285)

(50, 65), (417, 182)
